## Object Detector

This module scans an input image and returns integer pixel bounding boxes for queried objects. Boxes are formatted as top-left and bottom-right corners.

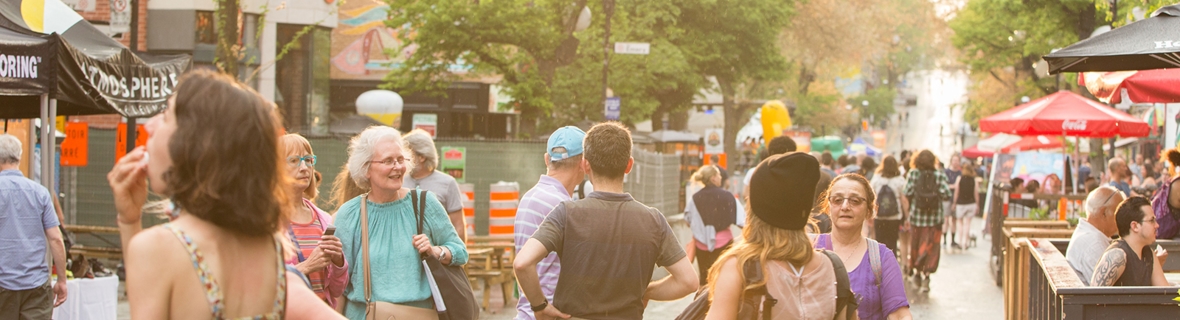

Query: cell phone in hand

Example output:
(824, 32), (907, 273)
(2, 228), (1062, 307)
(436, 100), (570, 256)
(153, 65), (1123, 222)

(323, 226), (336, 236)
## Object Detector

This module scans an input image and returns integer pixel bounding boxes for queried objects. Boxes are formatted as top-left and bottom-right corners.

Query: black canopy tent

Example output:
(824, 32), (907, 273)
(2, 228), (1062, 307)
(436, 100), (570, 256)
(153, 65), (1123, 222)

(1044, 4), (1180, 74)
(0, 0), (190, 191)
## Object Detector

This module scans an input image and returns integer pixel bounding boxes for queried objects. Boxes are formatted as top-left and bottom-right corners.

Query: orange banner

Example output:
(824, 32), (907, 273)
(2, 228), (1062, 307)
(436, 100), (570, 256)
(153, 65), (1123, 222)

(115, 123), (148, 162)
(61, 122), (89, 167)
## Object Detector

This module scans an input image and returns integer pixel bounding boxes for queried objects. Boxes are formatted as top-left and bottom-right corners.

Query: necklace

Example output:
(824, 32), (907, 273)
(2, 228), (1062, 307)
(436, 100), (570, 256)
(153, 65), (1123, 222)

(839, 239), (863, 263)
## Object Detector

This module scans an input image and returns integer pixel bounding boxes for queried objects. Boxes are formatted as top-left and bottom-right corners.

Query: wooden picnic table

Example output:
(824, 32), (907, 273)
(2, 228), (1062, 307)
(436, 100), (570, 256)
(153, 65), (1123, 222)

(464, 241), (517, 311)
(63, 225), (123, 259)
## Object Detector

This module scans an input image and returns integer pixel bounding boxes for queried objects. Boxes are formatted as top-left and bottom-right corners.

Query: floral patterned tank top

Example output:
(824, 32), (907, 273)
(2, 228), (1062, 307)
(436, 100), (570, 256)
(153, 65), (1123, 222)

(162, 223), (287, 319)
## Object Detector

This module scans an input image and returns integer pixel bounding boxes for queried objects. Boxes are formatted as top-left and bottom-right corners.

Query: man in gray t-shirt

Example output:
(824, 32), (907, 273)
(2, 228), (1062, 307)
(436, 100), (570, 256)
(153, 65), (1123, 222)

(514, 123), (697, 319)
(403, 130), (467, 241)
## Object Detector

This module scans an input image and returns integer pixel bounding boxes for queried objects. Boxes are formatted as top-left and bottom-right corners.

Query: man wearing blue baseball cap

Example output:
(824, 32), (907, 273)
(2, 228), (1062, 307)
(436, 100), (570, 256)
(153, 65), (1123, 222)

(512, 126), (587, 320)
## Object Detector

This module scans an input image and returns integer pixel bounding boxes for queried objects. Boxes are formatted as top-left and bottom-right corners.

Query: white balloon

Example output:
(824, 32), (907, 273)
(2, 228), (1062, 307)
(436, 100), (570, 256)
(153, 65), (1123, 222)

(355, 90), (404, 115)
(575, 6), (592, 32)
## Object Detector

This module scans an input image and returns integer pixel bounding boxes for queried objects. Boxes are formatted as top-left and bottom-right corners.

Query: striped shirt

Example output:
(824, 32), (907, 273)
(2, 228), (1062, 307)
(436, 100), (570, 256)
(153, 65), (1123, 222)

(903, 169), (953, 227)
(290, 218), (328, 302)
(514, 175), (569, 320)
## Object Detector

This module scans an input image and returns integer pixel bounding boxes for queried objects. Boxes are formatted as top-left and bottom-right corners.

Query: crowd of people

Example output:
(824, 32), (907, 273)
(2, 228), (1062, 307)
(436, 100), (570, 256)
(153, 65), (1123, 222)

(5, 69), (1180, 319)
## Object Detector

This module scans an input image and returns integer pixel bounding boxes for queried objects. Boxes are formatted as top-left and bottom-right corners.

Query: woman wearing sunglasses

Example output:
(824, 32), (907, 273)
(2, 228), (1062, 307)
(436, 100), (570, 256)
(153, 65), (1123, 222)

(280, 134), (349, 309)
(813, 174), (912, 320)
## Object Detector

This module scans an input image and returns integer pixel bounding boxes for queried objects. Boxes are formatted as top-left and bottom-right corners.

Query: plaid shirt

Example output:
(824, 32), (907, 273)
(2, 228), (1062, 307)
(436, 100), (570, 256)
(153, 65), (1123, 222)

(903, 169), (952, 227)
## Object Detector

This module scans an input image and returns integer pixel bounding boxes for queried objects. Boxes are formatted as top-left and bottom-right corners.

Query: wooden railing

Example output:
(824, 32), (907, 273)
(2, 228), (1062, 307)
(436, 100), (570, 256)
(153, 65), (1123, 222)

(1006, 238), (1180, 319)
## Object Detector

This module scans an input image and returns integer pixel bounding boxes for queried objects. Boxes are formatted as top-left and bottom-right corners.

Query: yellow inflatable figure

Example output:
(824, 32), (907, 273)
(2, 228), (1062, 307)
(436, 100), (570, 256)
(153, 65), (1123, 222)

(760, 100), (792, 142)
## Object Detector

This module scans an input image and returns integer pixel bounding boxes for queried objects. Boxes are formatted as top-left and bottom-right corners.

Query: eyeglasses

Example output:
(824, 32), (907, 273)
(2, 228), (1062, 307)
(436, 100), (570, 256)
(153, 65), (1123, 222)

(286, 155), (317, 168)
(828, 196), (867, 207)
(1140, 218), (1158, 225)
(368, 157), (408, 167)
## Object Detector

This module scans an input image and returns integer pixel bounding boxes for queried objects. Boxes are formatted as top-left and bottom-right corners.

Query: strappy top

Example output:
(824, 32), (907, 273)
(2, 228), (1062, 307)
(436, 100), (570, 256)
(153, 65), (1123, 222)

(163, 223), (287, 319)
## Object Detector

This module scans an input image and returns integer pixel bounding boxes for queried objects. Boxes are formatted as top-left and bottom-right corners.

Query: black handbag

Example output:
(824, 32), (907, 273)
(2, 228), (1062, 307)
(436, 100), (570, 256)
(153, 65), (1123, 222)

(412, 190), (480, 320)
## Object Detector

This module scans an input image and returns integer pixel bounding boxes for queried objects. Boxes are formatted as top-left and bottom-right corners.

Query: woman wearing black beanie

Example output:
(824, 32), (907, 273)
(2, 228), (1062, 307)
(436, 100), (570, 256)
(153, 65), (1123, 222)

(704, 153), (857, 319)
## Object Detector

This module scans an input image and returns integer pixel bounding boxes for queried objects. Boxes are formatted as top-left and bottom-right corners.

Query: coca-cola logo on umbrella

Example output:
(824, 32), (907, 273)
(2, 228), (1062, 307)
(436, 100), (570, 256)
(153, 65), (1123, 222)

(1062, 120), (1087, 131)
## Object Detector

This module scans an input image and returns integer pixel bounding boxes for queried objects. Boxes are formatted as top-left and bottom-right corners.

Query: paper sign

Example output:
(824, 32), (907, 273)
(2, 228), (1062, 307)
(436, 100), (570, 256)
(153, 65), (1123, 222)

(412, 114), (438, 137)
(440, 147), (466, 182)
(115, 123), (148, 162)
(61, 123), (89, 167)
(704, 128), (724, 154)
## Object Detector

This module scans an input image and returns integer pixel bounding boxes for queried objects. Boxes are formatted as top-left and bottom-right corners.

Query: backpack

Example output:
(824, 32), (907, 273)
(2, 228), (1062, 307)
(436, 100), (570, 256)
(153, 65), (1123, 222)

(913, 171), (942, 214)
(1151, 177), (1180, 239)
(876, 183), (900, 218)
(675, 252), (858, 320)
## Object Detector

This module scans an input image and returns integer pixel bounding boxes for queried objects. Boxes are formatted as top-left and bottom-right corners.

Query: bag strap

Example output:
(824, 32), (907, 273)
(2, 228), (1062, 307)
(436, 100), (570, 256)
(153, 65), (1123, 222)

(577, 180), (587, 199)
(823, 250), (857, 320)
(413, 189), (423, 235)
(361, 195), (372, 305)
(412, 190), (432, 260)
(739, 258), (775, 320)
(866, 238), (882, 287)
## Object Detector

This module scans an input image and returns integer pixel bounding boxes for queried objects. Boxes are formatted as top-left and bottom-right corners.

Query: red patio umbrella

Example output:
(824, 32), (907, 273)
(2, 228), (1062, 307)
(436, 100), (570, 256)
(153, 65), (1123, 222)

(962, 134), (1065, 158)
(1082, 69), (1180, 104)
(978, 91), (1150, 138)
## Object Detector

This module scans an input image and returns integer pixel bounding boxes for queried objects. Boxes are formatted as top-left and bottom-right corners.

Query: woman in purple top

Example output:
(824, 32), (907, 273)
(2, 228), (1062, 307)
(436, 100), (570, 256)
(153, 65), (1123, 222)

(816, 174), (912, 320)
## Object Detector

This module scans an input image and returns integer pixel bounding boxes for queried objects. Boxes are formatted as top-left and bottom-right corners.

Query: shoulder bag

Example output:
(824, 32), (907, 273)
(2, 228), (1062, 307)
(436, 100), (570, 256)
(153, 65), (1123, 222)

(412, 190), (480, 320)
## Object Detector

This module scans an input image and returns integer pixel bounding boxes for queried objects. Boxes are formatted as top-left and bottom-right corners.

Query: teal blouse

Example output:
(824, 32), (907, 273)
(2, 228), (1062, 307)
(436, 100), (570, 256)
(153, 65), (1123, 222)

(334, 192), (468, 319)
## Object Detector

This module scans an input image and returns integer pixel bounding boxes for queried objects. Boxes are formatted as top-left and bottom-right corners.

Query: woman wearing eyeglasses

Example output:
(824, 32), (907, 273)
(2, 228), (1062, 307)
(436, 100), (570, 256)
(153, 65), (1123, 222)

(330, 126), (467, 319)
(814, 174), (912, 320)
(280, 134), (350, 309)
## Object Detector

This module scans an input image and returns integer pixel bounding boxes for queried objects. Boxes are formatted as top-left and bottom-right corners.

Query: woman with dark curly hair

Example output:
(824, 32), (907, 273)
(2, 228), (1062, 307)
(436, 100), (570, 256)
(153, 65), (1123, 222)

(902, 150), (952, 291)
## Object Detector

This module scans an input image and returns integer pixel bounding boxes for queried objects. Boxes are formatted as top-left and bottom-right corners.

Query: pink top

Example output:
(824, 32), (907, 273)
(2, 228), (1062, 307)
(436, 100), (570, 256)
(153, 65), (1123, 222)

(284, 199), (349, 309)
(694, 229), (733, 251)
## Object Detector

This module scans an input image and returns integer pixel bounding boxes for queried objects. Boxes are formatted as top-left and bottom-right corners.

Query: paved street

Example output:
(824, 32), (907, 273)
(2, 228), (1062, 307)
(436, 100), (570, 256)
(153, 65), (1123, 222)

(114, 69), (1003, 319)
(472, 217), (1002, 319)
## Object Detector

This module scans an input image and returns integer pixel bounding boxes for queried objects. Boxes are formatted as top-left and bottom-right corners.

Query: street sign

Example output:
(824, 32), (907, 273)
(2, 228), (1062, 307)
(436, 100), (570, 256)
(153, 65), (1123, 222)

(110, 0), (131, 34)
(604, 97), (621, 121)
(614, 42), (650, 55)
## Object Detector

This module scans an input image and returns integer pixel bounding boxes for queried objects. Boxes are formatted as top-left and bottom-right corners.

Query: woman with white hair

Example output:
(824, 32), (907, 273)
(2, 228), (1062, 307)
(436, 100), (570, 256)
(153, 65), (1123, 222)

(401, 129), (468, 241)
(331, 126), (468, 319)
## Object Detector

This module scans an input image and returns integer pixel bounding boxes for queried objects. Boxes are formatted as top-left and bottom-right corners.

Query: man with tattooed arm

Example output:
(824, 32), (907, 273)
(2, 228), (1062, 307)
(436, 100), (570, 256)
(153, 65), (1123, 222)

(1090, 197), (1170, 287)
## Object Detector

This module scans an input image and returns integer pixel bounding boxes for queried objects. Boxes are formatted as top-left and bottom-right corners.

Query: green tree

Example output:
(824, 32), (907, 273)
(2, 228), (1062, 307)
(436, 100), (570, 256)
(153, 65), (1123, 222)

(951, 0), (1170, 174)
(384, 0), (591, 135)
(679, 0), (795, 170)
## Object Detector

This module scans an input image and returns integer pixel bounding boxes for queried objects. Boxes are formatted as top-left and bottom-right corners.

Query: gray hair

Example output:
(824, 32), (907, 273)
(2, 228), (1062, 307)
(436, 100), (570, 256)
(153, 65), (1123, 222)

(402, 129), (438, 172)
(1085, 186), (1123, 218)
(347, 126), (409, 189)
(0, 134), (21, 164)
